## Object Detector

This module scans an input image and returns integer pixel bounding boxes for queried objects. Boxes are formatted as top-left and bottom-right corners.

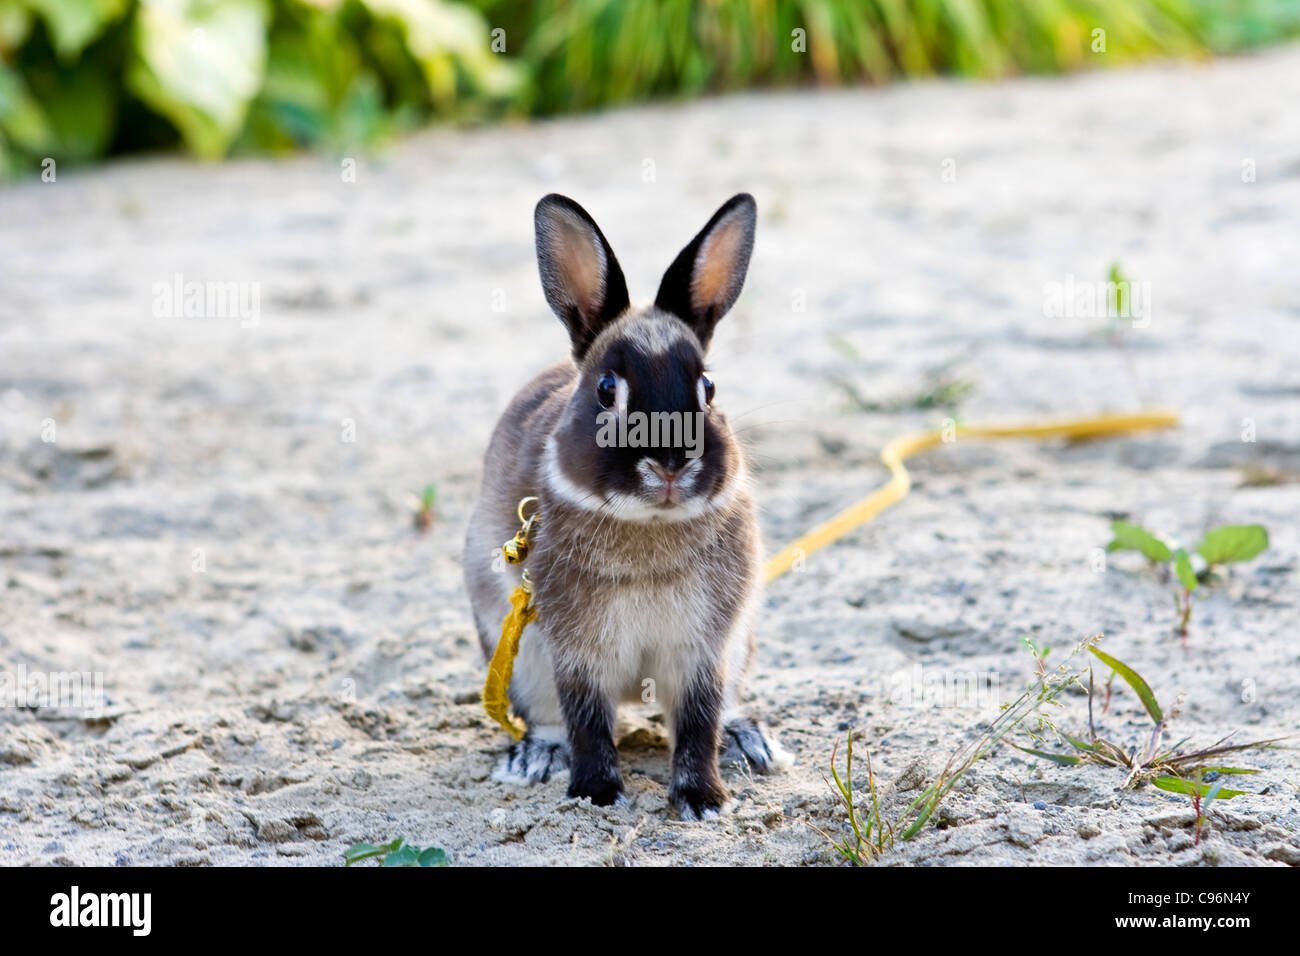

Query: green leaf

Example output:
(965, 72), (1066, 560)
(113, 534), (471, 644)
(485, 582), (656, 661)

(126, 0), (269, 159)
(1105, 521), (1171, 563)
(417, 846), (449, 867)
(33, 58), (118, 160)
(0, 3), (34, 54)
(1174, 548), (1198, 592)
(1201, 778), (1229, 816)
(1089, 647), (1162, 723)
(1107, 263), (1129, 317)
(0, 61), (57, 153)
(343, 837), (403, 865)
(23, 0), (129, 60)
(343, 842), (381, 866)
(1195, 525), (1269, 566)
(381, 845), (421, 867)
(1151, 776), (1246, 799)
(1009, 741), (1081, 766)
(359, 0), (520, 110)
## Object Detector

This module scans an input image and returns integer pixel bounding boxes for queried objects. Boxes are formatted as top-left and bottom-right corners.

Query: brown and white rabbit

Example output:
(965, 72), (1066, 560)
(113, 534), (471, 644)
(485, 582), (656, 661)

(463, 193), (790, 820)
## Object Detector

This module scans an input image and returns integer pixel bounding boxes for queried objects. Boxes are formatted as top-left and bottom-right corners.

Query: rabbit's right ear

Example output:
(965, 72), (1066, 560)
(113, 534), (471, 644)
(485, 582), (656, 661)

(535, 194), (631, 361)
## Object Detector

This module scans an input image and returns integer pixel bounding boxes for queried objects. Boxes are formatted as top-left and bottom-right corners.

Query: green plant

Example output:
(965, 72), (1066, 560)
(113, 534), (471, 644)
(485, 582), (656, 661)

(344, 837), (449, 867)
(0, 0), (519, 173)
(819, 633), (1099, 864)
(897, 635), (1098, 840)
(817, 729), (891, 865)
(408, 481), (436, 532)
(1014, 645), (1287, 794)
(830, 342), (975, 414)
(1158, 772), (1239, 845)
(1106, 520), (1269, 642)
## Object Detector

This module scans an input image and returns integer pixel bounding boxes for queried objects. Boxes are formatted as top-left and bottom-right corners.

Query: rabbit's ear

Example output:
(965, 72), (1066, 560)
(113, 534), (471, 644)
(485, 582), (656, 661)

(535, 194), (631, 361)
(655, 193), (756, 349)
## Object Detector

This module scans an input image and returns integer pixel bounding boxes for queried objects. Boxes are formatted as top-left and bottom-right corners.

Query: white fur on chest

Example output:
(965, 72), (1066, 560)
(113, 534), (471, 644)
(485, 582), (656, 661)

(578, 575), (715, 703)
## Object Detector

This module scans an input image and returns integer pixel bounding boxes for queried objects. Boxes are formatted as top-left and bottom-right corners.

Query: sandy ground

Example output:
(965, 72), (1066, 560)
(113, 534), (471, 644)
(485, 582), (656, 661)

(2, 47), (1299, 867)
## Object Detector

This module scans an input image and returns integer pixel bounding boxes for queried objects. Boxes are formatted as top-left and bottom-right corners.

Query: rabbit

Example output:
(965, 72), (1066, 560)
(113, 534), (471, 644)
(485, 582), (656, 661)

(463, 193), (790, 820)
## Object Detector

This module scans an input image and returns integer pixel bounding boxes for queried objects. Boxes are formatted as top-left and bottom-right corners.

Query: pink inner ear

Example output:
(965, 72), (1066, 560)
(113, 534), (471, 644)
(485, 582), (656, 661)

(689, 212), (744, 314)
(548, 210), (607, 320)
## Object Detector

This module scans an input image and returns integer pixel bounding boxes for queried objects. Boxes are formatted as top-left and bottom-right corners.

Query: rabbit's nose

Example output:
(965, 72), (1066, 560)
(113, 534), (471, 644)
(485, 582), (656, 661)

(647, 461), (680, 483)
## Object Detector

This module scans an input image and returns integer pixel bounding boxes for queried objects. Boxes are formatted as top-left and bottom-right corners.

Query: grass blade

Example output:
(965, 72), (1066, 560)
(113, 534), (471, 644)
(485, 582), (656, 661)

(1151, 776), (1246, 799)
(1089, 647), (1162, 722)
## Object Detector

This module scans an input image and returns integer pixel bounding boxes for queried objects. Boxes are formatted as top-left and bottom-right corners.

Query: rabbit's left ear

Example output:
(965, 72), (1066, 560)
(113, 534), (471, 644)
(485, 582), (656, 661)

(655, 193), (756, 349)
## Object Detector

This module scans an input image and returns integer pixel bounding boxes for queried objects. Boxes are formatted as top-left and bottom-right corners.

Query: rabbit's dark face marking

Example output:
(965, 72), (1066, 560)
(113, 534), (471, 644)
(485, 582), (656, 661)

(543, 310), (743, 523)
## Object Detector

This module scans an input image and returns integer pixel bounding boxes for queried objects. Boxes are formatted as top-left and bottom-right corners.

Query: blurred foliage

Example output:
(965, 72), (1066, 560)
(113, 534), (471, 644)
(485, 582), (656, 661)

(2, 0), (1299, 174)
(0, 0), (519, 172)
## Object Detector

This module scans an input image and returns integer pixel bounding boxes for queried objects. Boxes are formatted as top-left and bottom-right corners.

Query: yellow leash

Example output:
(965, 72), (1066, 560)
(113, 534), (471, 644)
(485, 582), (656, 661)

(484, 584), (535, 740)
(484, 408), (1180, 738)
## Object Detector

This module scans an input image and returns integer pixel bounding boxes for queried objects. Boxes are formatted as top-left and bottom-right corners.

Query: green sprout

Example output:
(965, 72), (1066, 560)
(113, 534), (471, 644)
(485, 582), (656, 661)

(408, 483), (437, 532)
(818, 634), (1100, 863)
(1105, 521), (1269, 642)
(1013, 646), (1288, 807)
(344, 837), (449, 867)
(1022, 634), (1053, 675)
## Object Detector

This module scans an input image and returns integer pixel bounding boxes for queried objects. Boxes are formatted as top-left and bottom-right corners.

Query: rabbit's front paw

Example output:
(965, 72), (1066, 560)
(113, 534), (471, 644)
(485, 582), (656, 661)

(492, 727), (569, 785)
(567, 766), (624, 807)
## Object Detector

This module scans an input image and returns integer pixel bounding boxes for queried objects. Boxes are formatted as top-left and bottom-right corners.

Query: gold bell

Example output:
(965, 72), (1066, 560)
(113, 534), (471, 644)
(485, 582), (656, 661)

(502, 496), (540, 565)
(502, 534), (528, 564)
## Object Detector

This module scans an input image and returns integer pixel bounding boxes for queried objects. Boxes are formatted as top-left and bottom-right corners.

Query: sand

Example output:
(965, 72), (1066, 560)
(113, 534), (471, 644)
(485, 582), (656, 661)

(1, 46), (1298, 866)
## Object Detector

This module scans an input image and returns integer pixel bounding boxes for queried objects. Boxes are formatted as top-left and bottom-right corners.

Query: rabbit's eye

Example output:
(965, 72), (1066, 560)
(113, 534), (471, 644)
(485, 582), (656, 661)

(699, 373), (715, 408)
(596, 372), (617, 408)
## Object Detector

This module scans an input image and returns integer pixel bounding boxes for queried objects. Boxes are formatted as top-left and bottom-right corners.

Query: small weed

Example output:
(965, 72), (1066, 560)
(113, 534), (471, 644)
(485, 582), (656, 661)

(830, 339), (974, 415)
(1014, 645), (1288, 795)
(1022, 634), (1052, 675)
(408, 483), (437, 532)
(1101, 262), (1130, 342)
(1158, 773), (1241, 845)
(912, 362), (976, 411)
(813, 731), (892, 865)
(344, 837), (449, 867)
(819, 634), (1099, 863)
(1105, 520), (1269, 642)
